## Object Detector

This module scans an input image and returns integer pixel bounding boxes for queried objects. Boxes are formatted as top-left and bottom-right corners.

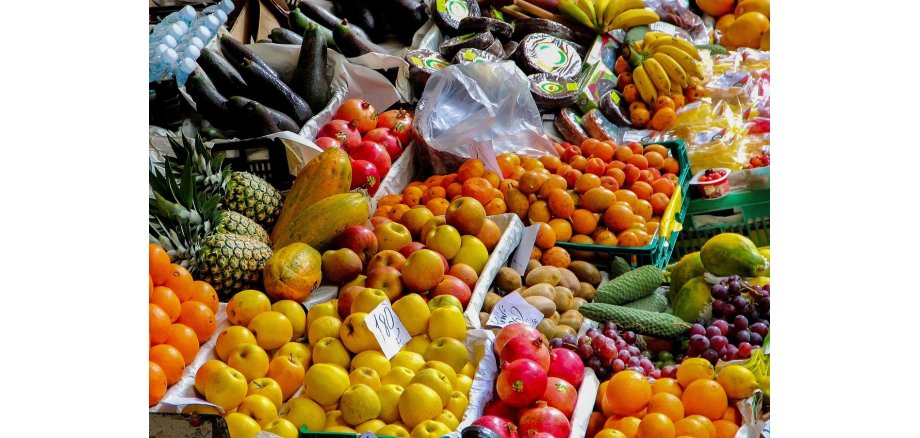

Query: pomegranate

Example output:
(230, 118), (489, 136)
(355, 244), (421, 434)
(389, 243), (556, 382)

(350, 160), (380, 194)
(518, 401), (571, 438)
(541, 377), (577, 418)
(314, 136), (343, 150)
(483, 399), (521, 423)
(495, 323), (547, 356)
(334, 98), (377, 133)
(471, 416), (519, 438)
(316, 119), (361, 149)
(364, 127), (403, 161)
(500, 336), (551, 371)
(349, 141), (392, 178)
(547, 347), (585, 388)
(377, 109), (413, 145)
(496, 359), (548, 408)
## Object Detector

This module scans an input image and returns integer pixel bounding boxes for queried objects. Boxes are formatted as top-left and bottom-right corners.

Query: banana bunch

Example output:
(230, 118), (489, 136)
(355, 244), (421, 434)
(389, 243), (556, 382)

(629, 31), (704, 104)
(558, 0), (659, 34)
(742, 347), (770, 397)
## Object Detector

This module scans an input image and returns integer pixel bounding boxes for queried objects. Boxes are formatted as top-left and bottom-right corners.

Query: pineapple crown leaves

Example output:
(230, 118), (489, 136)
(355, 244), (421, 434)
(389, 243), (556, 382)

(166, 134), (230, 197)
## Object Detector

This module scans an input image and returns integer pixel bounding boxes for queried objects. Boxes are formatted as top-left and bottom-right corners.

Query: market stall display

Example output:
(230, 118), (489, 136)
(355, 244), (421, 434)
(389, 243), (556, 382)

(150, 1), (771, 436)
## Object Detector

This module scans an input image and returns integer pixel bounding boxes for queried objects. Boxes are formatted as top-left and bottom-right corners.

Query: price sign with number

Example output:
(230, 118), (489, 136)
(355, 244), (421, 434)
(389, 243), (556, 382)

(486, 292), (544, 328)
(366, 300), (412, 359)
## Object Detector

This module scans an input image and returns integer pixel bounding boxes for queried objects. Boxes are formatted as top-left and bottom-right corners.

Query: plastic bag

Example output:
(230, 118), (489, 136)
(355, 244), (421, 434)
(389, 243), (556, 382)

(413, 61), (556, 174)
(646, 0), (710, 45)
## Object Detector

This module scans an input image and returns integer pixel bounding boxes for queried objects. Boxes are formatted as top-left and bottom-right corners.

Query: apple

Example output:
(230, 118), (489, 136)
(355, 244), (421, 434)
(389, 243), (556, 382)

(273, 342), (311, 369)
(452, 235), (489, 275)
(351, 159), (381, 194)
(399, 242), (426, 259)
(366, 250), (407, 273)
(248, 311), (294, 350)
(335, 225), (379, 264)
(314, 137), (343, 150)
(374, 222), (412, 252)
(392, 294), (431, 337)
(343, 274), (366, 289)
(427, 294), (463, 313)
(425, 224), (462, 260)
(350, 141), (392, 178)
(445, 197), (486, 236)
(420, 216), (447, 242)
(370, 216), (393, 228)
(227, 343), (270, 382)
(322, 248), (364, 285)
(447, 264), (479, 290)
(364, 127), (403, 161)
(248, 377), (284, 410)
(317, 119), (361, 149)
(402, 249), (447, 293)
(337, 285), (365, 319)
(225, 412), (262, 438)
(400, 206), (435, 239)
(365, 266), (404, 301)
(266, 355), (305, 400)
(205, 367), (249, 411)
(351, 288), (389, 314)
(237, 394), (278, 428)
(431, 275), (472, 308)
(340, 312), (382, 354)
(312, 337), (352, 370)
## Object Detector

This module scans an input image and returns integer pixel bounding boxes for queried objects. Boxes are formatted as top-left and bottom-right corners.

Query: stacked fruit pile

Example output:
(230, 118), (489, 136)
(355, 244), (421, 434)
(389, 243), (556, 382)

(558, 0), (660, 34)
(194, 288), (477, 437)
(314, 99), (414, 195)
(703, 0), (771, 50)
(469, 323), (586, 438)
(149, 243), (220, 407)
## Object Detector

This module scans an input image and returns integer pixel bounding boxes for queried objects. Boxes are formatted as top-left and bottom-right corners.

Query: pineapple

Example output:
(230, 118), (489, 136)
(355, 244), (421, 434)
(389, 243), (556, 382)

(216, 210), (271, 245)
(194, 233), (273, 295)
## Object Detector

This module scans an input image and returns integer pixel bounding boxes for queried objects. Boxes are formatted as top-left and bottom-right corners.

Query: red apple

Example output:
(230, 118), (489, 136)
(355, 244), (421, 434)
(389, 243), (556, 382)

(349, 141), (392, 178)
(402, 249), (447, 293)
(314, 137), (343, 150)
(364, 127), (403, 162)
(337, 285), (364, 319)
(351, 159), (381, 193)
(366, 250), (407, 274)
(447, 263), (479, 290)
(316, 119), (361, 149)
(335, 225), (378, 264)
(399, 242), (426, 259)
(369, 216), (393, 228)
(431, 275), (472, 307)
(365, 266), (404, 301)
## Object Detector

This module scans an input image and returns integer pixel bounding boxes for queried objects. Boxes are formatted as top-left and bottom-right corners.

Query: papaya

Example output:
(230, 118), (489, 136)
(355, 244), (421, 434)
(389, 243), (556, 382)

(272, 192), (370, 251)
(746, 276), (770, 287)
(668, 251), (706, 304)
(758, 247), (770, 276)
(700, 233), (769, 277)
(263, 243), (322, 302)
(270, 147), (352, 243)
(671, 276), (712, 323)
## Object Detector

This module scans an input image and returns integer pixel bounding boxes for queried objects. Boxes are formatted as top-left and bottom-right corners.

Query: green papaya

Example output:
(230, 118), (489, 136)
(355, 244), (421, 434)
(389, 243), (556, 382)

(671, 276), (712, 323)
(700, 233), (769, 277)
(758, 247), (770, 276)
(668, 251), (706, 304)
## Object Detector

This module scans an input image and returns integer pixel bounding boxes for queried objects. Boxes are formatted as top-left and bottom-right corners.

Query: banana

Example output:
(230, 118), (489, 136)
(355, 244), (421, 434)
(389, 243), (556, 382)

(604, 0), (647, 26)
(558, 0), (596, 29)
(643, 31), (670, 50)
(632, 66), (658, 104)
(652, 52), (688, 89)
(577, 0), (597, 27)
(644, 33), (701, 61)
(594, 0), (612, 27)
(654, 45), (703, 79)
(643, 58), (671, 95)
(610, 8), (660, 30)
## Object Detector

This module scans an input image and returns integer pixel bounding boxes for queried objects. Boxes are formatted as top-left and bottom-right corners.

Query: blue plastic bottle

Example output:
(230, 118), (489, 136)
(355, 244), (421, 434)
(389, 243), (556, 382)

(149, 48), (179, 83)
(175, 58), (198, 86)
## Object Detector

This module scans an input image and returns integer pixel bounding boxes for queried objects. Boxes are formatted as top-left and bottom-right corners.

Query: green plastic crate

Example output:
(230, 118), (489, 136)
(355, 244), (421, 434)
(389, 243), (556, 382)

(557, 139), (691, 269)
(299, 425), (397, 437)
(670, 187), (770, 262)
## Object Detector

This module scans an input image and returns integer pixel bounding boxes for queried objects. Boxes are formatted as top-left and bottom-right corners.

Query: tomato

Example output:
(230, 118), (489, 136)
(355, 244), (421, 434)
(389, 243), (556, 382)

(377, 109), (413, 145)
(334, 98), (378, 134)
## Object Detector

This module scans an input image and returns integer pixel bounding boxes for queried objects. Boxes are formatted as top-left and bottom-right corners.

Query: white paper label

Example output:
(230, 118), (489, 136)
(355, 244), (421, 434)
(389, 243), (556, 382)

(486, 292), (544, 328)
(509, 225), (540, 275)
(622, 129), (658, 144)
(470, 141), (503, 180)
(366, 300), (412, 359)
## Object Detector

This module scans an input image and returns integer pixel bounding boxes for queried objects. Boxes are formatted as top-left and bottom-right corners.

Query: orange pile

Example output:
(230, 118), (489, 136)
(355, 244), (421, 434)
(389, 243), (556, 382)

(150, 243), (218, 407)
(588, 370), (742, 438)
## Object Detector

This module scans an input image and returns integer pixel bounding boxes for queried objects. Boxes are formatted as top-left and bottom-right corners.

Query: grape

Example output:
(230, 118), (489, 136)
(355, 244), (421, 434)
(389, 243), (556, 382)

(733, 315), (749, 331)
(762, 284), (770, 292)
(711, 284), (729, 300)
(747, 308), (760, 321)
(728, 281), (741, 295)
(701, 348), (719, 365)
(689, 334), (710, 351)
(614, 339), (628, 351)
(758, 296), (770, 311)
(734, 330), (751, 344)
(705, 326), (722, 339)
(722, 304), (737, 318)
(689, 324), (706, 337)
(587, 355), (603, 370)
(622, 331), (637, 344)
(612, 358), (626, 372)
(659, 351), (674, 362)
(661, 365), (675, 377)
(711, 320), (729, 335)
(603, 329), (619, 339)
(651, 369), (662, 379)
(597, 366), (611, 380)
(549, 338), (563, 349)
(710, 336), (728, 351)
(731, 296), (748, 309)
(578, 344), (594, 359)
(627, 356), (641, 368)
(595, 338), (618, 362)
(585, 328), (602, 339)
(603, 321), (617, 332)
(628, 366), (646, 376)
(562, 335), (578, 348)
(726, 344), (739, 356)
(578, 336), (592, 347)
(737, 342), (753, 358)
(722, 350), (735, 361)
(711, 299), (727, 316)
(616, 350), (631, 362)
(728, 275), (741, 282)
(639, 357), (653, 369)
(627, 346), (641, 356)
(749, 332), (763, 346)
(750, 322), (768, 337)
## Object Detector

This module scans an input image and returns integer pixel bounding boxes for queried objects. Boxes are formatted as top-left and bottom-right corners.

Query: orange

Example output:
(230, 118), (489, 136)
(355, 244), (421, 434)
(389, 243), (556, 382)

(596, 429), (628, 438)
(498, 178), (519, 195)
(604, 204), (634, 232)
(727, 12), (770, 49)
(673, 417), (710, 438)
(637, 412), (674, 438)
(528, 201), (552, 224)
(568, 234), (595, 260)
(713, 420), (739, 438)
(615, 416), (642, 438)
(151, 286), (181, 322)
(187, 281), (219, 313)
(651, 378), (683, 398)
(388, 204), (411, 221)
(539, 174), (569, 198)
(599, 176), (620, 192)
(457, 159), (485, 182)
(575, 173), (602, 194)
(374, 205), (394, 218)
(635, 200), (654, 222)
(497, 154), (518, 178)
(541, 246), (571, 268)
(594, 229), (618, 246)
(651, 178), (675, 197)
(614, 190), (639, 210)
(605, 370), (651, 417)
(149, 275), (155, 300)
(548, 189), (575, 218)
(681, 380), (728, 421)
(630, 182), (654, 201)
(648, 393), (684, 423)
(644, 152), (665, 169)
(585, 157), (607, 176)
(715, 13), (736, 39)
(424, 175), (444, 187)
(163, 264), (194, 302)
(378, 194), (403, 208)
(150, 344), (186, 386)
(582, 188), (617, 213)
(446, 182), (464, 199)
(423, 186), (447, 204)
(539, 155), (562, 172)
(150, 304), (171, 346)
(696, 0), (734, 16)
(604, 415), (622, 430)
(597, 380), (609, 410)
(194, 360), (228, 395)
(483, 170), (501, 188)
(166, 323), (201, 364)
(535, 223), (556, 250)
(548, 218), (573, 242)
(607, 168), (626, 187)
(150, 361), (168, 407)
(462, 177), (496, 205)
(440, 174), (458, 188)
(735, 0), (770, 18)
(402, 186), (424, 207)
(686, 416), (716, 437)
(149, 243), (172, 285)
(617, 230), (642, 247)
(661, 158), (679, 175)
(484, 198), (507, 216)
(721, 406), (741, 425)
(427, 198), (450, 216)
(572, 209), (600, 235)
(650, 193), (671, 216)
(177, 300), (217, 344)
(614, 146), (633, 162)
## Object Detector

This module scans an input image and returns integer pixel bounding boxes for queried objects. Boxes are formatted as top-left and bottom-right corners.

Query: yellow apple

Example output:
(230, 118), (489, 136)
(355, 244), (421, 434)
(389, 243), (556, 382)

(392, 294), (430, 337)
(398, 384), (442, 428)
(455, 375), (473, 396)
(308, 315), (342, 346)
(248, 377), (283, 410)
(340, 312), (381, 354)
(420, 216), (447, 244)
(226, 289), (271, 326)
(445, 197), (486, 235)
(267, 355), (306, 401)
(302, 363), (350, 406)
(343, 275), (366, 289)
(427, 307), (467, 341)
(410, 420), (452, 438)
(378, 424), (410, 437)
(326, 426), (357, 433)
(423, 361), (458, 387)
(424, 338), (469, 373)
(306, 300), (339, 329)
(322, 248), (364, 285)
(425, 225), (462, 260)
(400, 206), (435, 240)
(459, 362), (476, 378)
(248, 311), (294, 350)
(279, 396), (326, 432)
(349, 367), (381, 390)
(410, 368), (452, 406)
(402, 249), (447, 293)
(263, 418), (299, 438)
(227, 343), (270, 382)
(273, 342), (311, 369)
(374, 222), (413, 252)
(451, 235), (489, 274)
(381, 367), (415, 388)
(403, 334), (432, 355)
(312, 337), (351, 370)
(339, 384), (381, 426)
(325, 409), (347, 428)
(224, 412), (261, 438)
(390, 351), (425, 373)
(366, 249), (407, 273)
(445, 391), (468, 418)
(351, 350), (391, 376)
(194, 359), (228, 396)
(272, 300), (308, 341)
(356, 419), (387, 434)
(215, 326), (257, 362)
(426, 295), (463, 313)
(237, 394), (278, 428)
(375, 384), (405, 423)
(205, 367), (248, 411)
(350, 288), (389, 314)
(435, 409), (459, 430)
(365, 266), (404, 301)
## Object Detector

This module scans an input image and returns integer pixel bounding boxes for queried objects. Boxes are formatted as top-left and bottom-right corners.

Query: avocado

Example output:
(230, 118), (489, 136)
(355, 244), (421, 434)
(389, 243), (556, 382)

(433, 0), (481, 36)
(515, 33), (583, 80)
(197, 48), (248, 97)
(439, 31), (495, 59)
(241, 101), (282, 136)
(269, 28), (303, 45)
(367, 0), (430, 46)
(528, 73), (579, 111)
(292, 23), (330, 114)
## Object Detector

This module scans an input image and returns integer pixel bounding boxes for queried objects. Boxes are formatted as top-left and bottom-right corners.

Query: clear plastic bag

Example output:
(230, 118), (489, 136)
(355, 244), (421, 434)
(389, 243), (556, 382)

(647, 0), (710, 45)
(413, 61), (556, 174)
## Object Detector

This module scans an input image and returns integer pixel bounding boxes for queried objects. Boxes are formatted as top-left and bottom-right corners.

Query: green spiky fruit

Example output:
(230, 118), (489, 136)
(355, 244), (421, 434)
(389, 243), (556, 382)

(580, 303), (690, 338)
(216, 211), (271, 246)
(224, 171), (282, 230)
(596, 265), (664, 305)
(194, 233), (273, 298)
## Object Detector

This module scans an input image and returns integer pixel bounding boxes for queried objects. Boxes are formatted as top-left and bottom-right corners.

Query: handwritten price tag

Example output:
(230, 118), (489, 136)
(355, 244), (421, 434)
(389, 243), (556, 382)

(470, 141), (503, 180)
(366, 300), (411, 359)
(486, 292), (544, 328)
(509, 225), (540, 275)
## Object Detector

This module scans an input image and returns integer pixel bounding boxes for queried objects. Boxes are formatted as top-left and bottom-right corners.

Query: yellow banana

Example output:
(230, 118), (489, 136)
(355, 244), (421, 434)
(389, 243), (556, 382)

(593, 0), (612, 27)
(604, 0), (648, 26)
(645, 34), (701, 61)
(610, 8), (660, 30)
(643, 31), (670, 49)
(632, 65), (658, 104)
(643, 58), (671, 95)
(654, 45), (703, 79)
(652, 52), (688, 88)
(558, 0), (596, 29)
(577, 0), (597, 26)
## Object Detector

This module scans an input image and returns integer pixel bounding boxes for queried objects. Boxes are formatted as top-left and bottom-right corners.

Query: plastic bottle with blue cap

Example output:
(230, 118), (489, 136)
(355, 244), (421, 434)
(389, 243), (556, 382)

(175, 58), (198, 87)
(149, 48), (179, 83)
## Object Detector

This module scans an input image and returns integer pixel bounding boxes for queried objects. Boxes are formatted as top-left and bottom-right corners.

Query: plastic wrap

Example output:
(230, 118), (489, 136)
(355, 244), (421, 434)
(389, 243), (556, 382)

(413, 61), (556, 174)
(646, 0), (710, 44)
